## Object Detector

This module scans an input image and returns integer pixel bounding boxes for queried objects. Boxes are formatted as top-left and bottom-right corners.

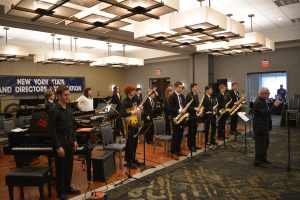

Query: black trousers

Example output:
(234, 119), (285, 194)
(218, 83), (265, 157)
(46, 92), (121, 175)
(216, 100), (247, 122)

(230, 113), (238, 132)
(204, 115), (216, 144)
(254, 132), (270, 164)
(165, 115), (171, 135)
(187, 118), (197, 148)
(218, 113), (229, 138)
(115, 117), (124, 136)
(171, 122), (184, 154)
(125, 126), (139, 164)
(54, 140), (74, 195)
(144, 122), (154, 143)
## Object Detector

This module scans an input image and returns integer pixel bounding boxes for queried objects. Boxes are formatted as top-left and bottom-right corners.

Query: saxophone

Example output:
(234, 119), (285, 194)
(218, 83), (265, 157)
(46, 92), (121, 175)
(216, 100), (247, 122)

(196, 93), (205, 117)
(173, 98), (194, 125)
(229, 91), (246, 116)
(216, 93), (232, 123)
(206, 98), (218, 115)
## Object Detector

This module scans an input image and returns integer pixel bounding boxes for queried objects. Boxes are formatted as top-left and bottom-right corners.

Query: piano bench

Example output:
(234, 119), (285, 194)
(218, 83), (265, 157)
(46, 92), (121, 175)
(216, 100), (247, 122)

(6, 167), (51, 200)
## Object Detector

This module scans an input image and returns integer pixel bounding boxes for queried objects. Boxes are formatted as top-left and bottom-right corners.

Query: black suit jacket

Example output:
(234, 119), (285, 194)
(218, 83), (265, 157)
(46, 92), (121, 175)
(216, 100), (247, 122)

(142, 98), (157, 122)
(186, 92), (199, 117)
(111, 93), (122, 112)
(168, 92), (186, 118)
(217, 93), (230, 110)
(203, 94), (217, 114)
(228, 90), (239, 108)
(253, 97), (275, 134)
(133, 94), (143, 105)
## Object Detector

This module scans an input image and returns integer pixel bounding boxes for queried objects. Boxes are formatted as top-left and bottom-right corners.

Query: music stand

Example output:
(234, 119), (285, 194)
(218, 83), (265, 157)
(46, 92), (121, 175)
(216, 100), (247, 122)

(237, 111), (252, 154)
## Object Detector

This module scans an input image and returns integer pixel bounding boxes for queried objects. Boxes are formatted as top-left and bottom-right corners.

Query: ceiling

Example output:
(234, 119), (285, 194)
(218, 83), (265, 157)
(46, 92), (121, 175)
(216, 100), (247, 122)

(0, 0), (299, 59)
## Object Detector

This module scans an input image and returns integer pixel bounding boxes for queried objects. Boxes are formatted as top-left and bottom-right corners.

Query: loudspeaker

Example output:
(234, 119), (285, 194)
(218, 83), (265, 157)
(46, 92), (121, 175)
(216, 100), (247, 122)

(92, 150), (116, 181)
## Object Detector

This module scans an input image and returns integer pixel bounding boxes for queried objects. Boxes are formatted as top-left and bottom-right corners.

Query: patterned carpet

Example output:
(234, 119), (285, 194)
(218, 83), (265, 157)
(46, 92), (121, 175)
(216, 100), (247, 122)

(106, 118), (300, 200)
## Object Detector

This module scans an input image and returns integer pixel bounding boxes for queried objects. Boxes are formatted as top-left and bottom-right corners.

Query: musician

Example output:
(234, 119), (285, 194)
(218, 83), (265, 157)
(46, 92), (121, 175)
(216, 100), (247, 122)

(121, 85), (143, 169)
(277, 84), (287, 102)
(49, 86), (80, 200)
(228, 82), (241, 136)
(203, 86), (217, 145)
(111, 86), (123, 137)
(163, 88), (173, 135)
(142, 91), (158, 144)
(217, 84), (230, 140)
(186, 83), (200, 152)
(168, 81), (188, 160)
(253, 87), (281, 167)
(44, 90), (55, 111)
(76, 87), (93, 112)
(133, 87), (143, 105)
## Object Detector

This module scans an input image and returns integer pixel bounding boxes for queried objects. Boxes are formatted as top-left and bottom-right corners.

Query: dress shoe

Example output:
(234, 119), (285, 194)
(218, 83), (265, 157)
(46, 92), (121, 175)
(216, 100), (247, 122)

(66, 187), (81, 195)
(263, 160), (272, 164)
(57, 194), (67, 200)
(171, 154), (179, 160)
(176, 151), (188, 156)
(253, 162), (268, 168)
(134, 159), (144, 166)
(189, 147), (197, 152)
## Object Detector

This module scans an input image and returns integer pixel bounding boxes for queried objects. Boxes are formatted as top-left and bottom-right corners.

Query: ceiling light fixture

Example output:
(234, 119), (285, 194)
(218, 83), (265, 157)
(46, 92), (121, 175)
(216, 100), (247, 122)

(91, 43), (143, 67)
(0, 27), (29, 62)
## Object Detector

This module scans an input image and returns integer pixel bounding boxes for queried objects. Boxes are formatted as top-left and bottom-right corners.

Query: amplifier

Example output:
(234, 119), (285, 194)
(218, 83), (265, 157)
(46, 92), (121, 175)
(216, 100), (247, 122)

(92, 150), (116, 181)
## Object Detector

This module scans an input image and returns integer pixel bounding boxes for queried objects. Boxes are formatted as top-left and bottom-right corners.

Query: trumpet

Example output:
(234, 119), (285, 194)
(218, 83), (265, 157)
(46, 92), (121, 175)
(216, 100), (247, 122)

(173, 98), (194, 125)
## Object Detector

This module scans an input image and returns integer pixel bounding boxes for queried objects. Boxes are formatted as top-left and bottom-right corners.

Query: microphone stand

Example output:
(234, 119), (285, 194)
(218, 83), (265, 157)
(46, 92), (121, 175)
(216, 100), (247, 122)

(139, 122), (156, 172)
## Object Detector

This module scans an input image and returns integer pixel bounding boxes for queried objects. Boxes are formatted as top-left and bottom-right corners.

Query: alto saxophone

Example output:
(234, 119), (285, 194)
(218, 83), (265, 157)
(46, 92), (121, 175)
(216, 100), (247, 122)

(173, 98), (194, 125)
(216, 93), (232, 123)
(196, 93), (205, 117)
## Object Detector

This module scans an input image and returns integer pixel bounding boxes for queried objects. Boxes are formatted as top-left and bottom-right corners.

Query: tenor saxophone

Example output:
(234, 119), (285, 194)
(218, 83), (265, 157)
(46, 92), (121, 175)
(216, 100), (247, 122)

(173, 98), (194, 125)
(229, 91), (246, 116)
(196, 93), (205, 117)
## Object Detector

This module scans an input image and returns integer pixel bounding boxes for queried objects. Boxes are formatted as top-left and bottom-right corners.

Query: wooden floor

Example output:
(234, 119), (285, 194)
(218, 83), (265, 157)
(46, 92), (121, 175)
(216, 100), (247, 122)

(0, 123), (242, 200)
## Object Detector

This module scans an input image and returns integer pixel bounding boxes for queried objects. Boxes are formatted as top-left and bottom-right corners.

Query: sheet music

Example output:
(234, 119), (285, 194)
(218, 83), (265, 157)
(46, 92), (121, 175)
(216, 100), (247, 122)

(238, 112), (250, 122)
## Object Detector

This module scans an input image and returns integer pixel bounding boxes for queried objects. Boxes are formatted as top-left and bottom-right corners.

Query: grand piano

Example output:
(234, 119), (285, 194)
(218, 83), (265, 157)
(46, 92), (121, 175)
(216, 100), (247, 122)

(3, 110), (93, 181)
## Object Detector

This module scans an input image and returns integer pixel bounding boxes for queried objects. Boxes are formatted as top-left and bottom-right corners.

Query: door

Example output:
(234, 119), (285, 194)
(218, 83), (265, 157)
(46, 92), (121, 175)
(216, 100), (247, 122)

(149, 77), (170, 100)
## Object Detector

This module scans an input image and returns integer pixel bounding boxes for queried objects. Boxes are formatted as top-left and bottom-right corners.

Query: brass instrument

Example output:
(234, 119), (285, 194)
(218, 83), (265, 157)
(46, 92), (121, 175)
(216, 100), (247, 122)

(229, 91), (246, 116)
(173, 98), (194, 125)
(196, 93), (205, 117)
(126, 89), (153, 127)
(216, 93), (232, 123)
(156, 101), (161, 108)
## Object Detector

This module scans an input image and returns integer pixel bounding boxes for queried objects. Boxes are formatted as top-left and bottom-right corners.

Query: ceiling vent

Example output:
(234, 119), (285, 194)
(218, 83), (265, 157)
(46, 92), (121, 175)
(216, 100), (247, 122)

(273, 0), (299, 7)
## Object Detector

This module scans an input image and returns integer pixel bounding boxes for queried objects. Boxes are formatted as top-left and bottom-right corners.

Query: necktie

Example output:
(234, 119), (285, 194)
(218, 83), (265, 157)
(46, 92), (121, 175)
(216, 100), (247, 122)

(178, 95), (183, 108)
(209, 97), (212, 102)
(151, 100), (154, 109)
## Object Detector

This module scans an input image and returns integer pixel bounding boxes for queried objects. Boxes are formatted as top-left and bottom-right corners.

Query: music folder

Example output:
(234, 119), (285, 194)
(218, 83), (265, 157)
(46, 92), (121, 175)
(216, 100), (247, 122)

(237, 112), (251, 122)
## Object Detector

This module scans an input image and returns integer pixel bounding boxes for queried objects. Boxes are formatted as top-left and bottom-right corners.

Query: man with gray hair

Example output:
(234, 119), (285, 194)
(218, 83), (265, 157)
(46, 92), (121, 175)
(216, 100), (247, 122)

(253, 87), (281, 167)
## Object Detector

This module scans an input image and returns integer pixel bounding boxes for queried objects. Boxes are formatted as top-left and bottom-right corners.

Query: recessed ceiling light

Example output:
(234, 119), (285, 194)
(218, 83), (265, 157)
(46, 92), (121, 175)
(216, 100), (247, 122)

(277, 18), (282, 21)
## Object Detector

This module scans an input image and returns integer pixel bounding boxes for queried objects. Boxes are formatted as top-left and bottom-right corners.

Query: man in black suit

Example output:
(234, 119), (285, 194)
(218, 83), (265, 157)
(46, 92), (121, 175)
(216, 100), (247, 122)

(49, 86), (80, 200)
(217, 84), (231, 140)
(111, 86), (123, 137)
(186, 83), (201, 152)
(168, 81), (188, 160)
(142, 91), (158, 144)
(277, 84), (287, 102)
(133, 87), (143, 105)
(228, 82), (241, 136)
(203, 86), (218, 145)
(253, 87), (281, 167)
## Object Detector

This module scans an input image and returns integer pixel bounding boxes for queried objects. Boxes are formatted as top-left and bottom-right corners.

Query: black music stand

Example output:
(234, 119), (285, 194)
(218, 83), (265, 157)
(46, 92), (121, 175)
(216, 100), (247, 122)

(237, 111), (252, 154)
(139, 122), (156, 172)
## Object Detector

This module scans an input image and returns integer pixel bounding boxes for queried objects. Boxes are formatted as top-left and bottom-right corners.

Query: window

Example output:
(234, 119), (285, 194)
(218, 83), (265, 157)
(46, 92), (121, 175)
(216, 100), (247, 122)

(259, 73), (287, 98)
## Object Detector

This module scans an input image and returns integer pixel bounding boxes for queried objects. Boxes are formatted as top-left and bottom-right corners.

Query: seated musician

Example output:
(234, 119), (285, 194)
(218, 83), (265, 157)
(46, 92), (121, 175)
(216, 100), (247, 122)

(76, 87), (94, 112)
(44, 90), (55, 111)
(142, 91), (158, 144)
(121, 84), (143, 169)
(203, 86), (217, 145)
(49, 86), (80, 200)
(217, 84), (231, 140)
(168, 81), (188, 160)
